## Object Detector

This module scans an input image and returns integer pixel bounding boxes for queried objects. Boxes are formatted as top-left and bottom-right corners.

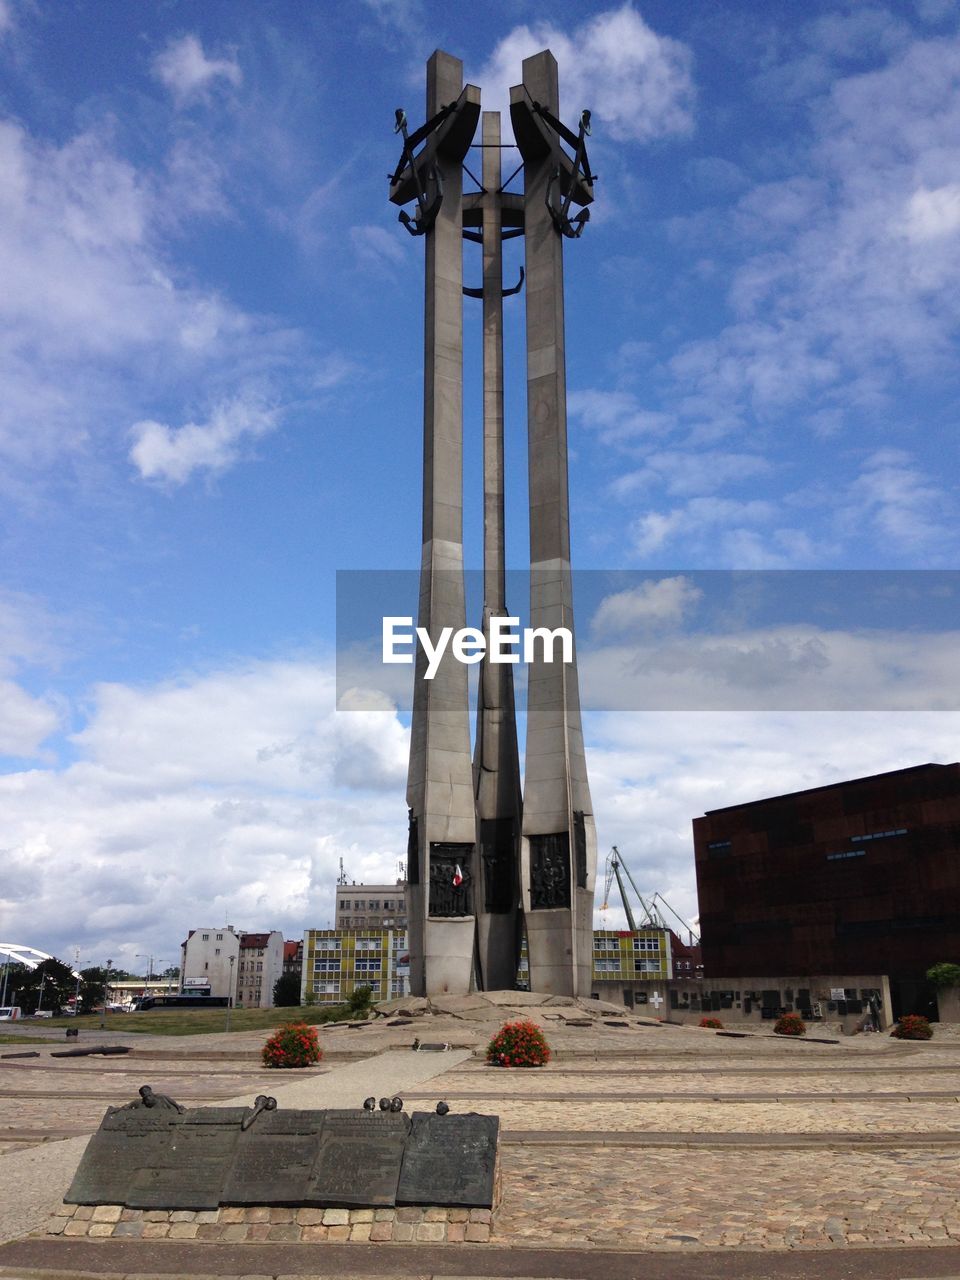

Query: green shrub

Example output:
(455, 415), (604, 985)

(926, 963), (960, 990)
(699, 1016), (723, 1029)
(348, 984), (374, 1017)
(262, 1021), (322, 1068)
(890, 1014), (933, 1040)
(486, 1018), (551, 1068)
(773, 1012), (806, 1036)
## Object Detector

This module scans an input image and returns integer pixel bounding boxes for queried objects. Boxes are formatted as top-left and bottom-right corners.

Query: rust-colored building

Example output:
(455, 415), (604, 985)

(694, 763), (960, 1016)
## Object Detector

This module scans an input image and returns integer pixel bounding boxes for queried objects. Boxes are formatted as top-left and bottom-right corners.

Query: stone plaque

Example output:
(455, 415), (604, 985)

(397, 1112), (499, 1208)
(65, 1107), (179, 1206)
(309, 1110), (409, 1207)
(224, 1110), (326, 1205)
(126, 1108), (245, 1210)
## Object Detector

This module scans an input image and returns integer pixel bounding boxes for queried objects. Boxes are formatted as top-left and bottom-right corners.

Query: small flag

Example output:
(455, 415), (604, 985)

(452, 864), (463, 887)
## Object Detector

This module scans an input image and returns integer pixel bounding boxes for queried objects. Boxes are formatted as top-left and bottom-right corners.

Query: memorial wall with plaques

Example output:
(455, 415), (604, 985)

(66, 1089), (500, 1212)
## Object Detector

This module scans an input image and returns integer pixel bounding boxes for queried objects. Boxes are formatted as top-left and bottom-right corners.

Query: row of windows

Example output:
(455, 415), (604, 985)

(593, 957), (663, 973)
(826, 849), (866, 861)
(850, 828), (907, 843)
(339, 900), (403, 911)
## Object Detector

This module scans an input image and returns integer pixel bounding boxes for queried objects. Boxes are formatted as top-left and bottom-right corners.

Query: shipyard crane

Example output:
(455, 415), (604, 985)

(600, 846), (700, 944)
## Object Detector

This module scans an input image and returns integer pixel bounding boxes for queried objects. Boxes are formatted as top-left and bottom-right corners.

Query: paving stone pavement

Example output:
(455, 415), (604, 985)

(2, 1009), (960, 1267)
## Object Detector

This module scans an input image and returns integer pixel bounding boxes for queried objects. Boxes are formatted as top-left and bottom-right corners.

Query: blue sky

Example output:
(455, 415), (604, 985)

(1, 0), (959, 972)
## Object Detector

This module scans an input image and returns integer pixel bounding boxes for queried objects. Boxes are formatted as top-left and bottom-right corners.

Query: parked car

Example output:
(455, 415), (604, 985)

(0, 1006), (22, 1021)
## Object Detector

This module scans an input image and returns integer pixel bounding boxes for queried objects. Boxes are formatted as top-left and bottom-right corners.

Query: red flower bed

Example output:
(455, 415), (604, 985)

(262, 1021), (322, 1068)
(773, 1012), (806, 1036)
(890, 1014), (933, 1040)
(699, 1016), (723, 1029)
(486, 1018), (551, 1068)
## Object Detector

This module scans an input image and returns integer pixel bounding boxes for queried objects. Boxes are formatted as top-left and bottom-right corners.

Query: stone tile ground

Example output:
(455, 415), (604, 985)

(5, 1015), (960, 1253)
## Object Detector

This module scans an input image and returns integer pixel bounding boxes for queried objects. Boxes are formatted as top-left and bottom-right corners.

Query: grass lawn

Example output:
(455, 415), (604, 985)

(38, 1004), (365, 1037)
(0, 1033), (49, 1044)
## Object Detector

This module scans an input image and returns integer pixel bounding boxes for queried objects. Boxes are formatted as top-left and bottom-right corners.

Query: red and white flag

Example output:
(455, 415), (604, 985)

(452, 864), (463, 887)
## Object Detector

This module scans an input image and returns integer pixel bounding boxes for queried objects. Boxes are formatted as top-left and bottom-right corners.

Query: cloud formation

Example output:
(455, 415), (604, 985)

(477, 4), (695, 142)
(129, 397), (280, 484)
(152, 35), (242, 104)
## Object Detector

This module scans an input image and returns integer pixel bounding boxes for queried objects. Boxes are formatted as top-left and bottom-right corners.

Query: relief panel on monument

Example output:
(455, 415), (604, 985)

(428, 842), (473, 916)
(529, 832), (571, 910)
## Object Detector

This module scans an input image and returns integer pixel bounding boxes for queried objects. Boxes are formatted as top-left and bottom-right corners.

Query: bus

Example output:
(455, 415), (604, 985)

(134, 994), (230, 1011)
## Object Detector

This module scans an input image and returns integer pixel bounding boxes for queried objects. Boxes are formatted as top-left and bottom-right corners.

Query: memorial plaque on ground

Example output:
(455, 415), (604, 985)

(65, 1104), (181, 1205)
(309, 1110), (410, 1207)
(397, 1112), (499, 1208)
(224, 1109), (326, 1205)
(126, 1108), (246, 1210)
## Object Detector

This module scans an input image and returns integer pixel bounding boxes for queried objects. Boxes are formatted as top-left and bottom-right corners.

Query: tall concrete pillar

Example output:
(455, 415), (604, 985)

(391, 53), (481, 995)
(511, 52), (597, 995)
(472, 112), (523, 990)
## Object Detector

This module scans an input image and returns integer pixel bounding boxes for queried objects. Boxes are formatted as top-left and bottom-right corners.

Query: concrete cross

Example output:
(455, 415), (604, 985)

(649, 991), (664, 1010)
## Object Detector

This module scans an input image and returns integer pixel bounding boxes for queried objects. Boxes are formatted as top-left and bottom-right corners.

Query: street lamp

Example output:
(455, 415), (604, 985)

(74, 962), (92, 1015)
(100, 959), (112, 1030)
(225, 955), (235, 1032)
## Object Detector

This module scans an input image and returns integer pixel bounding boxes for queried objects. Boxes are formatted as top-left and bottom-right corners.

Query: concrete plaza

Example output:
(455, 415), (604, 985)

(2, 996), (960, 1278)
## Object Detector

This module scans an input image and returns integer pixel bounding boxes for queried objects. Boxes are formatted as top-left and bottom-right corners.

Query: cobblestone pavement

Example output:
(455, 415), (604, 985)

(4, 1014), (960, 1256)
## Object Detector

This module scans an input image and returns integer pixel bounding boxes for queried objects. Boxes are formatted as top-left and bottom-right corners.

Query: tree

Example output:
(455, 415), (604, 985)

(273, 971), (302, 1007)
(79, 966), (107, 1014)
(17, 958), (75, 1014)
(159, 965), (180, 981)
(927, 962), (960, 989)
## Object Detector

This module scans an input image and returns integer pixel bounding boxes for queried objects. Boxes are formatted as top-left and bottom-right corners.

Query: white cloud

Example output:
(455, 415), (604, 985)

(476, 4), (695, 143)
(580, 624), (960, 712)
(846, 449), (951, 552)
(152, 35), (242, 104)
(592, 576), (702, 637)
(904, 183), (960, 240)
(129, 396), (280, 484)
(612, 450), (772, 499)
(0, 659), (409, 967)
(0, 115), (300, 480)
(0, 679), (61, 755)
(351, 224), (405, 268)
(568, 389), (675, 446)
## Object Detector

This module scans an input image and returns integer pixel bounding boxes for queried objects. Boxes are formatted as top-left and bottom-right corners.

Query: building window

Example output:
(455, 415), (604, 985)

(594, 937), (619, 953)
(214, 948), (220, 956)
(356, 938), (380, 951)
(216, 933), (223, 940)
(256, 962), (262, 971)
(355, 958), (382, 973)
(707, 840), (731, 857)
(202, 933), (209, 940)
(633, 938), (659, 952)
(315, 937), (341, 951)
(635, 958), (660, 973)
(204, 962), (209, 970)
(826, 849), (866, 861)
(850, 828), (907, 843)
(594, 958), (620, 972)
(314, 959), (341, 973)
(314, 980), (340, 995)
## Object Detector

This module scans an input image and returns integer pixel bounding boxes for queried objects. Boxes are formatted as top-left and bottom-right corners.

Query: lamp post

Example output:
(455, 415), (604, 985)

(225, 955), (235, 1032)
(100, 959), (112, 1030)
(74, 961), (91, 1015)
(36, 969), (47, 1015)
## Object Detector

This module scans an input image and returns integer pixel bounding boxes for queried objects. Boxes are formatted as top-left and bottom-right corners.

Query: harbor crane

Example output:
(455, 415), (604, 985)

(600, 846), (700, 944)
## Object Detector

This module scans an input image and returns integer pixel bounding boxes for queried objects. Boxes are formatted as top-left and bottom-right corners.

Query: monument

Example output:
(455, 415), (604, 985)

(65, 1088), (500, 1212)
(390, 49), (597, 998)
